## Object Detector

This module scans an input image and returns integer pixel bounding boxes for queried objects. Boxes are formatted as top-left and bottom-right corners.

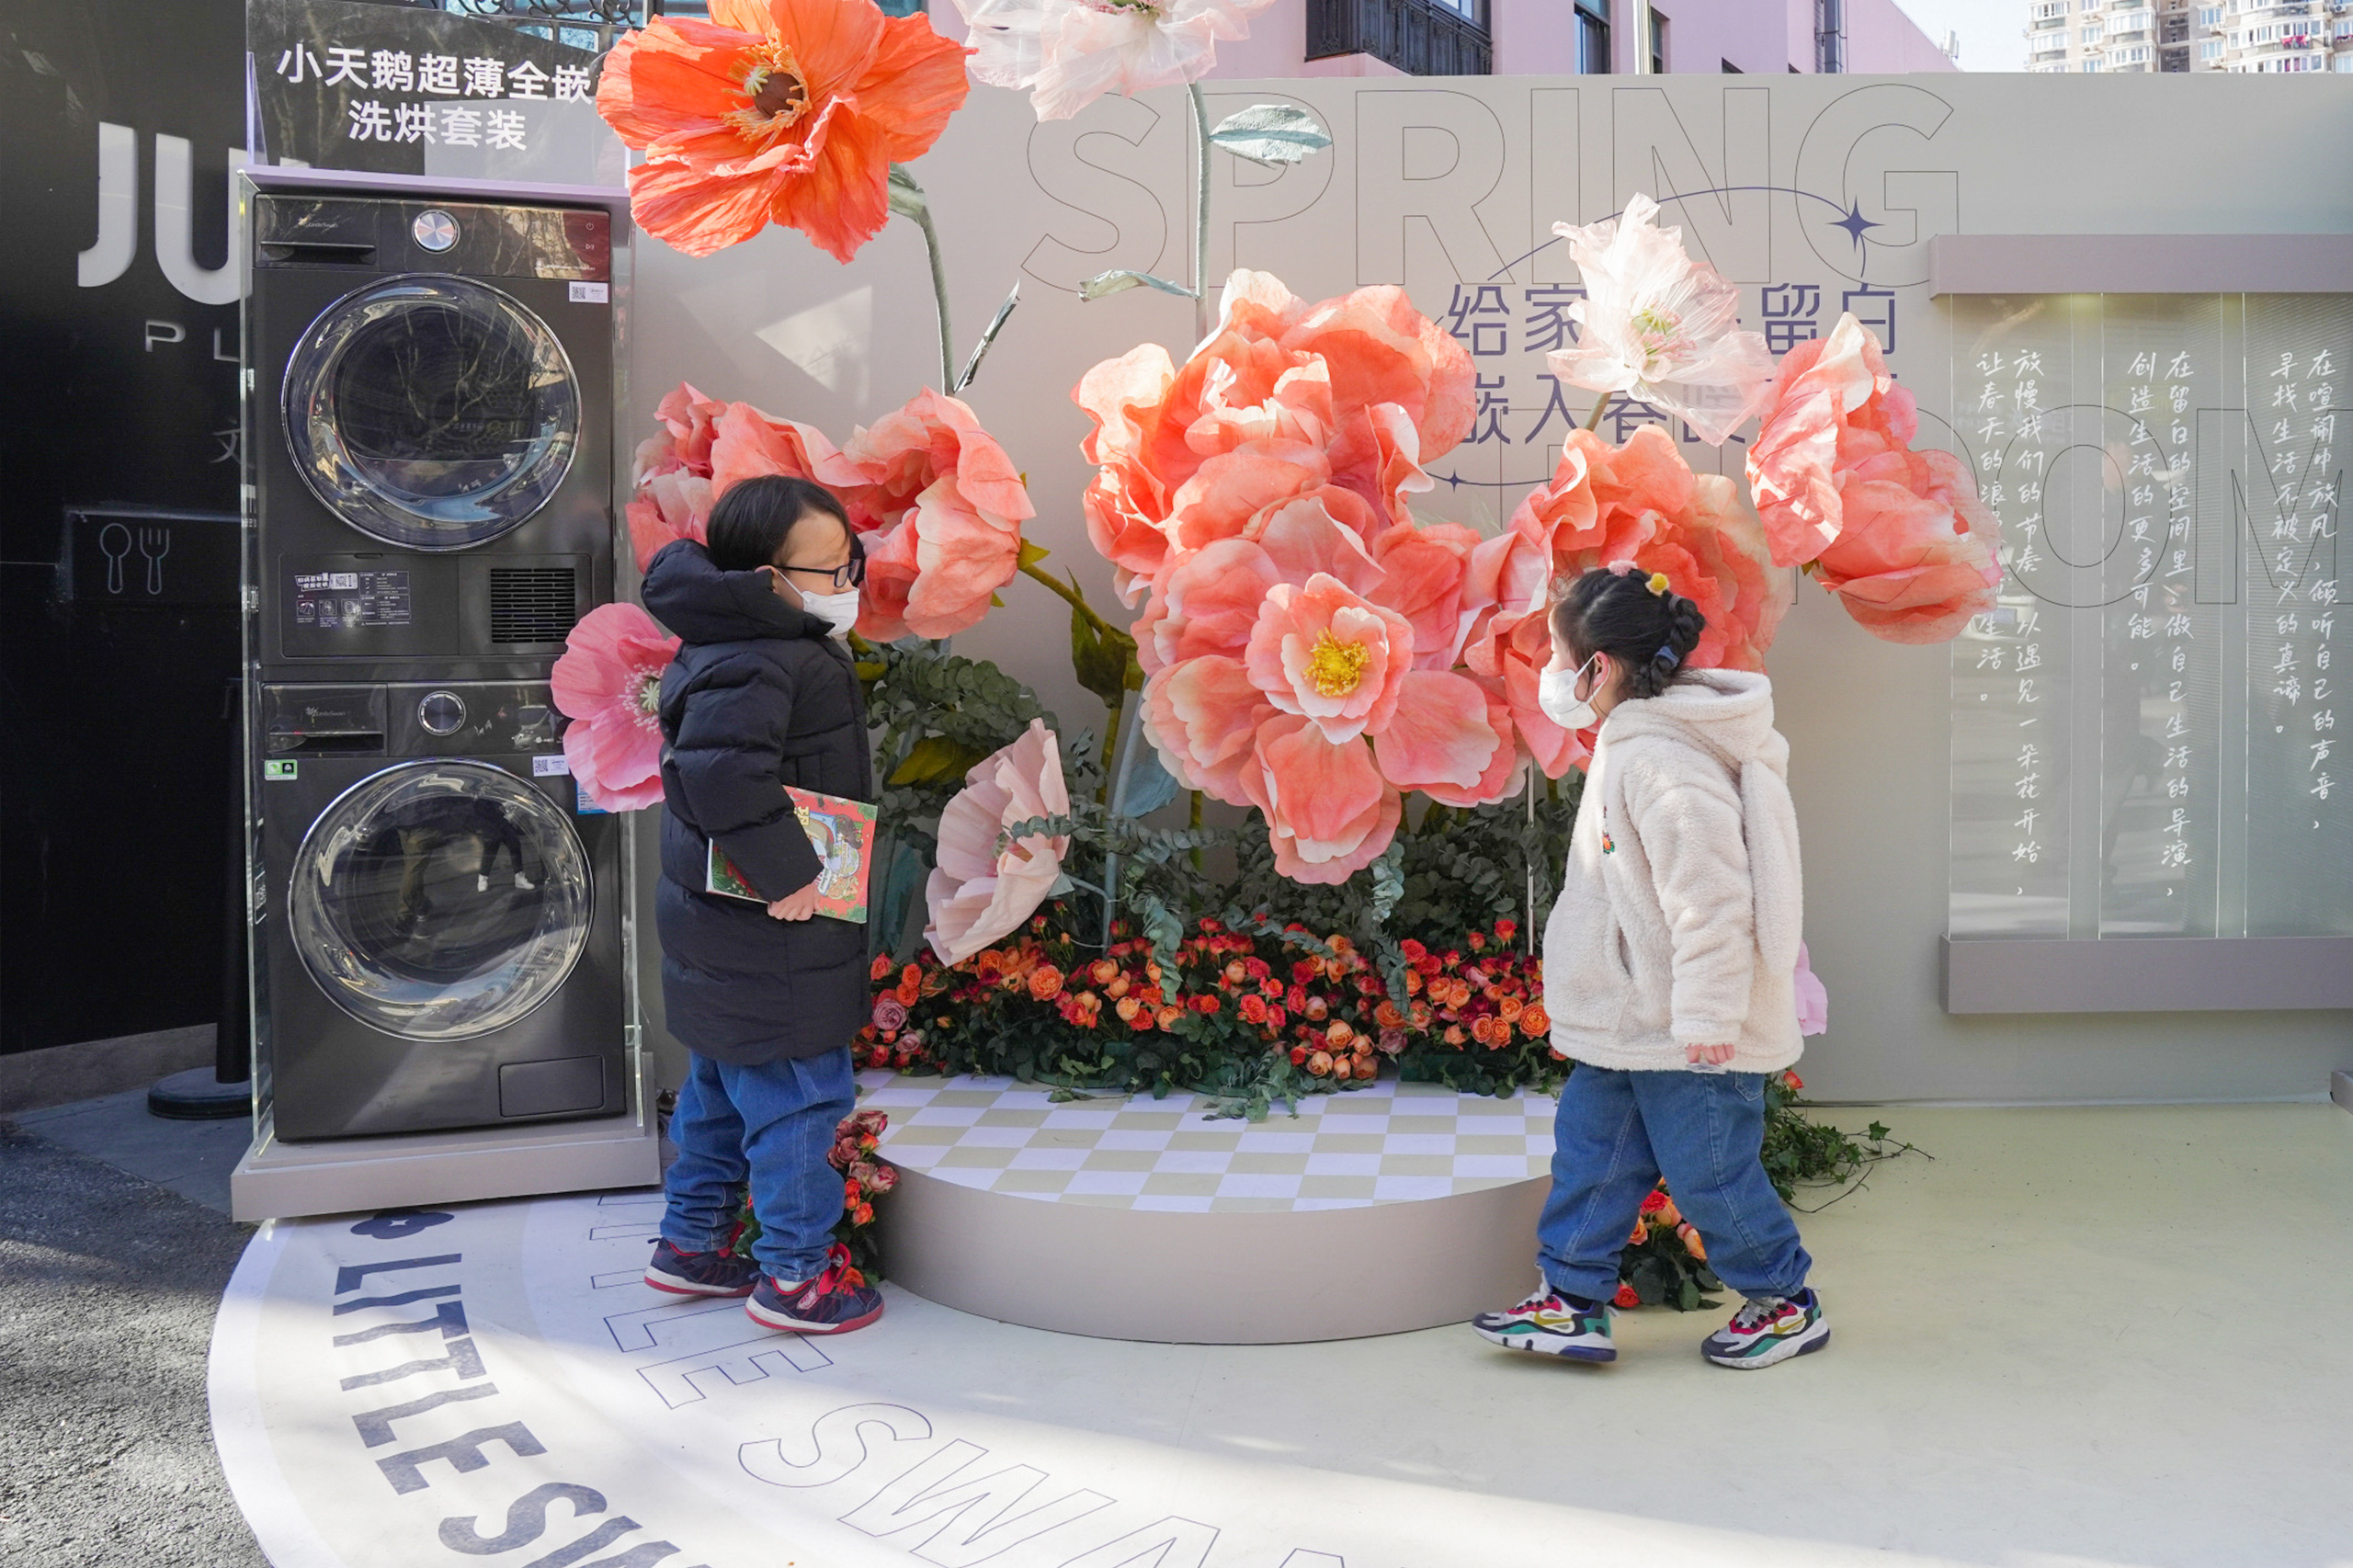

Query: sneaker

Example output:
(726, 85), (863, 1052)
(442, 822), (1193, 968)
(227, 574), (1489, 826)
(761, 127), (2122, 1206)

(1701, 1288), (1830, 1369)
(644, 1238), (757, 1298)
(1471, 1279), (1616, 1362)
(745, 1244), (885, 1335)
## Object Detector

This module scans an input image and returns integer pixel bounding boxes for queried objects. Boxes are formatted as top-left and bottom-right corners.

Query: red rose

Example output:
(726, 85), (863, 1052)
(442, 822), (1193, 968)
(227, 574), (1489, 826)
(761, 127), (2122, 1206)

(1240, 994), (1269, 1025)
(1399, 938), (1427, 963)
(1639, 1187), (1669, 1215)
(1613, 1283), (1642, 1310)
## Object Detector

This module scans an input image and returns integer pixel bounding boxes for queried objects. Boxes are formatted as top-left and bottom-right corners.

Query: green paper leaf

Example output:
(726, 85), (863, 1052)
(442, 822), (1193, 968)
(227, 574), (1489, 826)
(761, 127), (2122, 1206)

(953, 279), (1021, 393)
(1018, 540), (1052, 570)
(887, 733), (989, 788)
(1208, 104), (1334, 167)
(1069, 595), (1141, 709)
(1078, 268), (1199, 303)
(886, 164), (927, 221)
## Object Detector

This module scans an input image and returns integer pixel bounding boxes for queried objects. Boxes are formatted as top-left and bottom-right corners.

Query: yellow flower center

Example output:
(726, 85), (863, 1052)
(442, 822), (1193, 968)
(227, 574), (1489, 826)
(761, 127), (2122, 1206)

(1631, 304), (1682, 357)
(1303, 631), (1371, 699)
(730, 44), (812, 144)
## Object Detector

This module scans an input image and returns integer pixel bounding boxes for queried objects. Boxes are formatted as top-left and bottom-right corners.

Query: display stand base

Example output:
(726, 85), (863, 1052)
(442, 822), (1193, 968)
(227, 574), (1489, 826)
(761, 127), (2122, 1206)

(863, 1071), (1557, 1344)
(147, 1067), (252, 1120)
(231, 1060), (661, 1221)
(2332, 1071), (2351, 1114)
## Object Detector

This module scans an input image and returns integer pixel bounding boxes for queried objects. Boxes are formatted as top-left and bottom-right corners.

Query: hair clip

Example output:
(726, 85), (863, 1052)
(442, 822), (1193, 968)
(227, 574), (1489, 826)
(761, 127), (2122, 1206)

(1645, 572), (1671, 597)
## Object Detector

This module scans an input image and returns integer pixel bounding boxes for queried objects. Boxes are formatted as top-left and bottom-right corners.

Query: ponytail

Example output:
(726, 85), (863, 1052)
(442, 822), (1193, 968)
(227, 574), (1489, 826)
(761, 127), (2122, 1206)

(1548, 565), (1706, 701)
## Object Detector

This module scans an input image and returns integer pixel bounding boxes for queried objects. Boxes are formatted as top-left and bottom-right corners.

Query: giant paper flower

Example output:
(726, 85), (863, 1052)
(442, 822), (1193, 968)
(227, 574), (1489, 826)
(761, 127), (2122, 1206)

(595, 0), (970, 261)
(1546, 194), (1776, 447)
(951, 0), (1279, 121)
(1793, 941), (1829, 1037)
(1807, 472), (2002, 644)
(925, 720), (1071, 963)
(551, 603), (680, 812)
(1077, 271), (1472, 601)
(1137, 504), (1514, 881)
(704, 387), (1033, 642)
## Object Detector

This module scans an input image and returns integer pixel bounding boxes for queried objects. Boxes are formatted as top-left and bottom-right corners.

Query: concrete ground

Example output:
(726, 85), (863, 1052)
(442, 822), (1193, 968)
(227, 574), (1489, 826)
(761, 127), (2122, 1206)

(0, 1096), (262, 1567)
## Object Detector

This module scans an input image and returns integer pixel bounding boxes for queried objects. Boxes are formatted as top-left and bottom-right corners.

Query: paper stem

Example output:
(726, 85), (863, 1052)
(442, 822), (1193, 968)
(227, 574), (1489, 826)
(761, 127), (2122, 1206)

(1018, 558), (1117, 641)
(1189, 82), (1211, 345)
(905, 175), (954, 392)
(1584, 389), (1614, 432)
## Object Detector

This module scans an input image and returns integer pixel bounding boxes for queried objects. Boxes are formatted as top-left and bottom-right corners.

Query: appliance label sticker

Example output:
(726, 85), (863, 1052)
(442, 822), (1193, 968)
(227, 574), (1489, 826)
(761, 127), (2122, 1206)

(291, 570), (412, 631)
(569, 280), (609, 303)
(532, 755), (571, 777)
(264, 760), (298, 781)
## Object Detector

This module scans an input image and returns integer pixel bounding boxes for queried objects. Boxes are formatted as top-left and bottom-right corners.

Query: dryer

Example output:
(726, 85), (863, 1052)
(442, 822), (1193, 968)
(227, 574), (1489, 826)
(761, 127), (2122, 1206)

(242, 171), (627, 1142)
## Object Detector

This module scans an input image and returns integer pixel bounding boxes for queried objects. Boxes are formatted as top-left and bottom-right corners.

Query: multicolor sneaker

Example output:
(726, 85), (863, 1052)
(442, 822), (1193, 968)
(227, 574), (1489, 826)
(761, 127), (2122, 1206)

(644, 1238), (757, 1298)
(1471, 1279), (1616, 1361)
(1701, 1288), (1830, 1369)
(745, 1244), (885, 1335)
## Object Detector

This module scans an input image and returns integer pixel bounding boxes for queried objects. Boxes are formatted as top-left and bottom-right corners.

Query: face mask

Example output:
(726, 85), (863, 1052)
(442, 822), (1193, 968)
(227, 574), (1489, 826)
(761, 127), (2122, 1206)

(1538, 654), (1601, 732)
(799, 586), (861, 640)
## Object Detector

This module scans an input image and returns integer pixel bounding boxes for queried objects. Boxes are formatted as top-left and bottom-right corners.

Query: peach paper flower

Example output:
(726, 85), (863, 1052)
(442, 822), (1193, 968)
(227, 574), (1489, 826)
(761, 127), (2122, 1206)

(1745, 312), (2001, 644)
(596, 0), (970, 261)
(1546, 194), (1776, 446)
(706, 387), (1032, 642)
(926, 721), (1072, 963)
(551, 603), (680, 812)
(951, 0), (1279, 121)
(1793, 941), (1828, 1037)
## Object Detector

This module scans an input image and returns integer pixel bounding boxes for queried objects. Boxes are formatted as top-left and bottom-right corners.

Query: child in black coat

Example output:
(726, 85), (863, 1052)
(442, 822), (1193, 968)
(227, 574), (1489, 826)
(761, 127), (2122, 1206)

(638, 475), (882, 1334)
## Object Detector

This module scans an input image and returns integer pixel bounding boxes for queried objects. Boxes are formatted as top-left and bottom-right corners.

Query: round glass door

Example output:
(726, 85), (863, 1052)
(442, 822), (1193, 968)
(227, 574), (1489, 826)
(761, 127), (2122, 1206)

(283, 275), (579, 551)
(289, 762), (591, 1041)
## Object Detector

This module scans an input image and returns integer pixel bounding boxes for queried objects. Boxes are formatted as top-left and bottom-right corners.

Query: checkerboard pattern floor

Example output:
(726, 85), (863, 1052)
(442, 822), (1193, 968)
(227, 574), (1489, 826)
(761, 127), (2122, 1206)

(859, 1072), (1560, 1214)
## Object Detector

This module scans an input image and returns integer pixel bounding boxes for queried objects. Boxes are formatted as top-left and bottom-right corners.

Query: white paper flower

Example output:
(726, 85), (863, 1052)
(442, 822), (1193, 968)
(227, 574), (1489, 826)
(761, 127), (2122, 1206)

(950, 0), (1278, 122)
(1547, 193), (1778, 447)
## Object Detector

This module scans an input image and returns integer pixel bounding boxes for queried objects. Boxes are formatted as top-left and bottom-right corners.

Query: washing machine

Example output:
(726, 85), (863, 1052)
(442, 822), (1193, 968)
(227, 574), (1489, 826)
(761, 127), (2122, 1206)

(253, 680), (625, 1140)
(241, 170), (627, 1141)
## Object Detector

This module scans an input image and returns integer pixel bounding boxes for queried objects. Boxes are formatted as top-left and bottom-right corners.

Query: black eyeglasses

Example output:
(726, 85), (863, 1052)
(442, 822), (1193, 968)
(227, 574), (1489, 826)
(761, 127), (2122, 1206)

(779, 536), (867, 592)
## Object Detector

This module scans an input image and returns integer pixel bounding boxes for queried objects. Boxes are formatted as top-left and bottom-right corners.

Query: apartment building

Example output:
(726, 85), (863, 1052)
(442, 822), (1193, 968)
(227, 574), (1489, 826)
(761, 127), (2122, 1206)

(2027, 0), (2353, 73)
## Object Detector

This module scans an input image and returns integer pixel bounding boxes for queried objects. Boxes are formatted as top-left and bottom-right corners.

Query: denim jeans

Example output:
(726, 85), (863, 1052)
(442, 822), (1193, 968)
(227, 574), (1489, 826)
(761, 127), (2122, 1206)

(1536, 1064), (1811, 1304)
(660, 1047), (855, 1285)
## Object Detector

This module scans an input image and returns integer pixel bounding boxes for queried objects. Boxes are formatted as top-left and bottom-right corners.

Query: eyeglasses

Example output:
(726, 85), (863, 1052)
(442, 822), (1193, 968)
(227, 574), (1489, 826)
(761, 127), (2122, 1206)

(779, 537), (867, 592)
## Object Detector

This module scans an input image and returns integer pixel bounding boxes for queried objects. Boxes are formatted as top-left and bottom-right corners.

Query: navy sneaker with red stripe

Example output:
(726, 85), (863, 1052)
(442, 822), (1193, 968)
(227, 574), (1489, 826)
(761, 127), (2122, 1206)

(644, 1238), (758, 1298)
(745, 1243), (884, 1335)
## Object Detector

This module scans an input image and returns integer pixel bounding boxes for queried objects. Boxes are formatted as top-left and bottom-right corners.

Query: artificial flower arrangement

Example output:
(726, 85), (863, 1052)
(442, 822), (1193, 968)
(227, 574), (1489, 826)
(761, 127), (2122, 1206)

(554, 0), (1975, 1274)
(727, 1108), (898, 1284)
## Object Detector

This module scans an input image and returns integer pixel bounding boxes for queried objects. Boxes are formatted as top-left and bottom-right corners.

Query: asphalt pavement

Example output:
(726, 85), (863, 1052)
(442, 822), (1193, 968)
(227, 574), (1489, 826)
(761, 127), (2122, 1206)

(0, 1120), (266, 1566)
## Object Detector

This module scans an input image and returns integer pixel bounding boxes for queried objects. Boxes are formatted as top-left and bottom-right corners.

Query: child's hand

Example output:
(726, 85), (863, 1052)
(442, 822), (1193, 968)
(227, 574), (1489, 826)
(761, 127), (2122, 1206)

(767, 879), (824, 921)
(1685, 1041), (1737, 1066)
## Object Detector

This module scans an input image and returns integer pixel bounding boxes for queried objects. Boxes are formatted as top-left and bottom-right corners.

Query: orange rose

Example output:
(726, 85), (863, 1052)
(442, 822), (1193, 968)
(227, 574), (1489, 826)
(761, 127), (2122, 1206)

(1443, 1025), (1466, 1047)
(1679, 1225), (1708, 1262)
(1519, 1004), (1550, 1036)
(1115, 995), (1142, 1023)
(1029, 964), (1064, 1002)
(1306, 1050), (1334, 1076)
(1325, 1020), (1354, 1048)
(1374, 1000), (1407, 1029)
(1627, 1219), (1649, 1246)
(1090, 959), (1120, 985)
(1155, 1006), (1181, 1029)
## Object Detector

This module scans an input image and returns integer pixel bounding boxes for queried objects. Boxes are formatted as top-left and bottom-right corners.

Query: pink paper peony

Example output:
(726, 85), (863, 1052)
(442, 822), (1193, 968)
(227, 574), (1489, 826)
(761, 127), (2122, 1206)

(1807, 468), (2002, 644)
(551, 603), (680, 812)
(952, 0), (1279, 121)
(1238, 716), (1402, 886)
(1546, 194), (1776, 447)
(925, 720), (1072, 964)
(1746, 312), (1919, 568)
(1244, 572), (1415, 744)
(1792, 941), (1829, 1037)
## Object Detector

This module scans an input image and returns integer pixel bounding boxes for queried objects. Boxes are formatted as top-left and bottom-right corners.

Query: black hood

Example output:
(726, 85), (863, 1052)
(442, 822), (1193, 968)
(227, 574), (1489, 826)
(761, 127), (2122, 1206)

(641, 539), (827, 646)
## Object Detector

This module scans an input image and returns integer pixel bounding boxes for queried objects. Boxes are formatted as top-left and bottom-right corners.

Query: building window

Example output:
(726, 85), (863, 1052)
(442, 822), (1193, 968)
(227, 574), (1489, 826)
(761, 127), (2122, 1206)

(2201, 36), (2224, 51)
(2081, 54), (2104, 66)
(1649, 6), (1668, 70)
(2083, 23), (2104, 40)
(1576, 0), (1611, 72)
(1815, 0), (1846, 71)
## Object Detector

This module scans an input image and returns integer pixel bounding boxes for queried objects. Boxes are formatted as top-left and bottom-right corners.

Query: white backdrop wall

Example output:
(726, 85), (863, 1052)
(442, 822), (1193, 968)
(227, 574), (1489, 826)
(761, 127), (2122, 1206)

(541, 73), (2353, 1104)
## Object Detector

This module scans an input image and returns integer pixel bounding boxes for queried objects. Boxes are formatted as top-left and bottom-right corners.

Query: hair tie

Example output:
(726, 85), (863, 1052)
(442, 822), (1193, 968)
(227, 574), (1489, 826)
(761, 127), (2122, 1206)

(1645, 572), (1671, 597)
(1655, 643), (1681, 670)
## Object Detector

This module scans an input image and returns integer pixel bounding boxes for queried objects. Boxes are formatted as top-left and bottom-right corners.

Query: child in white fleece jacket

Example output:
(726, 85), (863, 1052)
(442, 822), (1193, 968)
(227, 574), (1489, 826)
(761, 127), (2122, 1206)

(1472, 565), (1827, 1371)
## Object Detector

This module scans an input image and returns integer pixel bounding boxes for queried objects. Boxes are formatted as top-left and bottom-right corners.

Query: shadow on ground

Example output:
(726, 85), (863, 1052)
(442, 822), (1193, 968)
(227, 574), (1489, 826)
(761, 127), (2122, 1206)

(0, 1124), (266, 1566)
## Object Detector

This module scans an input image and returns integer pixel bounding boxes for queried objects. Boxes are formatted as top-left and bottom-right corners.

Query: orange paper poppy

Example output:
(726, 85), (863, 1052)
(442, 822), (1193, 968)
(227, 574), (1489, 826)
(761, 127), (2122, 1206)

(596, 0), (970, 261)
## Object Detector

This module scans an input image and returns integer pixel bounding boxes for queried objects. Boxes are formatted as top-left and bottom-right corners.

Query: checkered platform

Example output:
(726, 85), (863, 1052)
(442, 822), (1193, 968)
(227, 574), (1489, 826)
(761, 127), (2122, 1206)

(859, 1071), (1561, 1214)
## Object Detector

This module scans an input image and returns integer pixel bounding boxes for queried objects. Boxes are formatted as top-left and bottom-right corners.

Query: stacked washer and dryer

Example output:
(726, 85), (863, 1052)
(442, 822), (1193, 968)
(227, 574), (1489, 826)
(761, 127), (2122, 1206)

(244, 170), (629, 1143)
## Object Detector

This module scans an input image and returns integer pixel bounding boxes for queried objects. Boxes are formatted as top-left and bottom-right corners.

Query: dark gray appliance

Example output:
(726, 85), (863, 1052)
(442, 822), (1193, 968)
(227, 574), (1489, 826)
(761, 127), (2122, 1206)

(243, 171), (626, 1142)
(255, 680), (624, 1141)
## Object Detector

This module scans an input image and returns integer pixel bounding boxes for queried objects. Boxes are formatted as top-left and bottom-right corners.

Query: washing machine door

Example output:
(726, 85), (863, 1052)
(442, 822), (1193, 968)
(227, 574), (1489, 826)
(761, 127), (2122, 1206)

(289, 761), (591, 1041)
(283, 275), (579, 551)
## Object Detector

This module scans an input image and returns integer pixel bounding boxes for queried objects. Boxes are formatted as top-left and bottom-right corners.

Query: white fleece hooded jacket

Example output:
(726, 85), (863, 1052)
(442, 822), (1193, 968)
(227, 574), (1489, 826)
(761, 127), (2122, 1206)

(1542, 668), (1805, 1074)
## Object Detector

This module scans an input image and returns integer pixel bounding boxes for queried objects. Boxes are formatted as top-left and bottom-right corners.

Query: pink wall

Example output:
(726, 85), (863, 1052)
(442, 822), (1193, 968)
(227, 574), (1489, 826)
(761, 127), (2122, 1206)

(1490, 0), (1580, 75)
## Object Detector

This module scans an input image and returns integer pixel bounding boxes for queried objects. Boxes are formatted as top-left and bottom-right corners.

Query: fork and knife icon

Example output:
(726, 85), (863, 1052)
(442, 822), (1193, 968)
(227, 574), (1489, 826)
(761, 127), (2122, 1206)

(97, 522), (170, 596)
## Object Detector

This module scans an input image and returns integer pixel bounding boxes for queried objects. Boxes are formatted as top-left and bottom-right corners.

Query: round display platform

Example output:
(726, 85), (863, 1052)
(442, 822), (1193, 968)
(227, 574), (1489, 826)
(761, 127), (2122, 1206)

(863, 1071), (1556, 1343)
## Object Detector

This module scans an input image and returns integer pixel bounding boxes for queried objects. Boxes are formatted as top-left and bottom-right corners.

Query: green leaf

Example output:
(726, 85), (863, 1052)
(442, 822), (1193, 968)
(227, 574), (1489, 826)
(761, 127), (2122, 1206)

(886, 163), (927, 221)
(1018, 540), (1051, 570)
(1207, 104), (1334, 167)
(1078, 268), (1199, 303)
(1867, 1120), (1891, 1142)
(886, 733), (989, 788)
(1069, 595), (1141, 709)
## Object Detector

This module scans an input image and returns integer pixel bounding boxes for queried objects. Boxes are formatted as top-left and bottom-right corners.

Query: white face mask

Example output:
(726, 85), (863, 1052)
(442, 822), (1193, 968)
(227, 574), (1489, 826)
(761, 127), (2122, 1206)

(1538, 653), (1602, 732)
(798, 586), (860, 641)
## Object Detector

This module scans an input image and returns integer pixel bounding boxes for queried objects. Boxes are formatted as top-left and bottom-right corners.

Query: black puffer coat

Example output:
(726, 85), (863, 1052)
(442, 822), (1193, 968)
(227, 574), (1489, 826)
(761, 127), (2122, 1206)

(642, 540), (875, 1065)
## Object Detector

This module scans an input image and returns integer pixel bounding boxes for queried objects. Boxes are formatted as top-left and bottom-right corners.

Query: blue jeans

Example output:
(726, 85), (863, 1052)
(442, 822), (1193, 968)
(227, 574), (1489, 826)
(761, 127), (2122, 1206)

(661, 1048), (854, 1284)
(1537, 1065), (1811, 1304)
